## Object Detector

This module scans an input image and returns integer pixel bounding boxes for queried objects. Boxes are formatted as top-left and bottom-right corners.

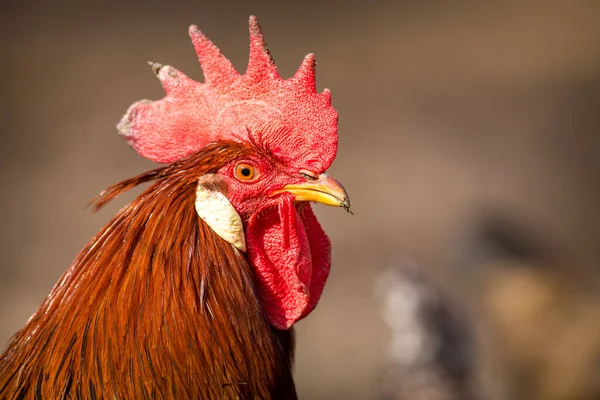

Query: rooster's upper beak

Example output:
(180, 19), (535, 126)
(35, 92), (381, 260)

(272, 174), (351, 212)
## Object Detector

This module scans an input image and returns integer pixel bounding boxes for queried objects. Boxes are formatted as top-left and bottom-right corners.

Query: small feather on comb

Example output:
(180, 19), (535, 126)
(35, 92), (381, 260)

(117, 15), (338, 173)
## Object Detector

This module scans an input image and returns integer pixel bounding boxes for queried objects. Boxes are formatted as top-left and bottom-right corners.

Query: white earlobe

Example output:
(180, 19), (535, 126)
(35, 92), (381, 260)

(195, 181), (246, 252)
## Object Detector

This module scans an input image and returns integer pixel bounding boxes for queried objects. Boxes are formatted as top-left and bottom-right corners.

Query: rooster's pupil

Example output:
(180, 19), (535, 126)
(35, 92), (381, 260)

(241, 167), (251, 176)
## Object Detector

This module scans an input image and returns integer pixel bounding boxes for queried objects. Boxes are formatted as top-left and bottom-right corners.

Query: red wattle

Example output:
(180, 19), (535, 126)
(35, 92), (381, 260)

(246, 197), (331, 330)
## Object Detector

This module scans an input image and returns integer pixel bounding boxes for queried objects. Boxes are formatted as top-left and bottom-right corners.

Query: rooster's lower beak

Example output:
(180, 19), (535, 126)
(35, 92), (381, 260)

(272, 174), (351, 212)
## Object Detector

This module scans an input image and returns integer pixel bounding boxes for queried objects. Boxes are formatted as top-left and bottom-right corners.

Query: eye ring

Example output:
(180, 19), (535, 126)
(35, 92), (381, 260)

(234, 163), (257, 181)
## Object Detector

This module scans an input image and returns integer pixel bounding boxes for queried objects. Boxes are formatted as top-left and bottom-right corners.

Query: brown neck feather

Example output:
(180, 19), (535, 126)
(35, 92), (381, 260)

(0, 143), (296, 399)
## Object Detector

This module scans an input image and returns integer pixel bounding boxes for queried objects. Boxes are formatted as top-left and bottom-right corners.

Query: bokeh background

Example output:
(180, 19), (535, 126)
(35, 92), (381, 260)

(1, 1), (599, 399)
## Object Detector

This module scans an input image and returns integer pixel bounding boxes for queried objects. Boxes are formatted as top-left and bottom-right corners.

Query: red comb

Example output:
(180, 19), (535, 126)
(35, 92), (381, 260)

(117, 16), (338, 172)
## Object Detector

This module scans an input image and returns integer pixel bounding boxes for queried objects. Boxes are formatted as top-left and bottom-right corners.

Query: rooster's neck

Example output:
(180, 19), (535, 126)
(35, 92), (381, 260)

(0, 151), (297, 399)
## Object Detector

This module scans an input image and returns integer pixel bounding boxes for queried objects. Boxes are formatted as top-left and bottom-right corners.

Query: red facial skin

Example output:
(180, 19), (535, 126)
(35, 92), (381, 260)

(217, 152), (332, 330)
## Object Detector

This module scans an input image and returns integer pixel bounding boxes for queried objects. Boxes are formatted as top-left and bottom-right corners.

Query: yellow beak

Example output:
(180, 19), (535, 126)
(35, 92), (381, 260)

(272, 174), (351, 212)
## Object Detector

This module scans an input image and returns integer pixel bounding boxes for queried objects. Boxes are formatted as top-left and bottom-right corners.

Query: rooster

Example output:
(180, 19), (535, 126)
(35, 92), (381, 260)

(0, 16), (349, 399)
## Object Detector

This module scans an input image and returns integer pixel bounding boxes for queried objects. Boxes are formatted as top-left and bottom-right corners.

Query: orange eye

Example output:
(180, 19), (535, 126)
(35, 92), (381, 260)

(234, 163), (256, 181)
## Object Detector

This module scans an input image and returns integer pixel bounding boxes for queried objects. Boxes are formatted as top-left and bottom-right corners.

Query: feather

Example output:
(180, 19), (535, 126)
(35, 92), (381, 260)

(0, 142), (297, 399)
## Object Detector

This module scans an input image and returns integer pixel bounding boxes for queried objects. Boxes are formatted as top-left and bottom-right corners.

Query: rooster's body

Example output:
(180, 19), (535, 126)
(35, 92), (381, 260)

(1, 17), (348, 399)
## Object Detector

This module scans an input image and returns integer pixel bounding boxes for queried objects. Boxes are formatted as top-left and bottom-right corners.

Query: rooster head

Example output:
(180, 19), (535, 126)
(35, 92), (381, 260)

(117, 16), (349, 330)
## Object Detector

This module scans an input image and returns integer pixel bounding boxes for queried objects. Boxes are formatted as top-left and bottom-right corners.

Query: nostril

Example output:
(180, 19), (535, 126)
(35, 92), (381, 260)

(298, 169), (318, 180)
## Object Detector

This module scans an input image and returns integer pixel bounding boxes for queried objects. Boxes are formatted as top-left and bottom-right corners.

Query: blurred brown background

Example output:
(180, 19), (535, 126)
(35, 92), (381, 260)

(1, 1), (599, 399)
